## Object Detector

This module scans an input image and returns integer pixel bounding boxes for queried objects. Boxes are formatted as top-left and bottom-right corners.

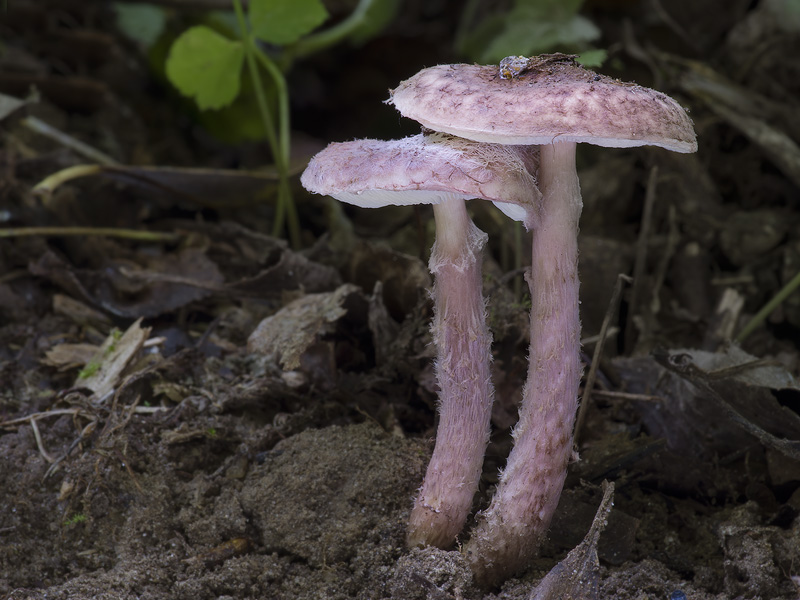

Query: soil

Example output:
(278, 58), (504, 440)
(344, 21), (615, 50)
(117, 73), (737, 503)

(2, 1), (800, 599)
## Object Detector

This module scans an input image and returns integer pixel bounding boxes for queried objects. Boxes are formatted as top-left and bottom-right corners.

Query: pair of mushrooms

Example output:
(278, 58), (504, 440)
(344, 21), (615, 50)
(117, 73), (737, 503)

(302, 55), (697, 587)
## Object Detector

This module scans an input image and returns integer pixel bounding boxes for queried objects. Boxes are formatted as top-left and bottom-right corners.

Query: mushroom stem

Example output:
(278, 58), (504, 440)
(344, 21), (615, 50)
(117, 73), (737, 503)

(408, 195), (495, 549)
(465, 142), (582, 586)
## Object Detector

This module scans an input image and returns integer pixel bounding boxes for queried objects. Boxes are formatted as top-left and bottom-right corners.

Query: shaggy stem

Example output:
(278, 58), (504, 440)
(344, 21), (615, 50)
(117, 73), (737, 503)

(465, 142), (582, 586)
(407, 196), (495, 549)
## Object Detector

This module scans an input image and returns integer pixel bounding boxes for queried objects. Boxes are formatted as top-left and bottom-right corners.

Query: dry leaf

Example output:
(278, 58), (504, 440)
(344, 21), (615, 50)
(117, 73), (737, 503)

(76, 318), (151, 398)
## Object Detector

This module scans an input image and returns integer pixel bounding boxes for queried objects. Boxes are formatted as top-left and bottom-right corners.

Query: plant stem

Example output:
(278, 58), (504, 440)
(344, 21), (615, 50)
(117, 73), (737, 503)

(22, 117), (119, 166)
(254, 48), (301, 247)
(736, 269), (800, 342)
(253, 50), (290, 164)
(574, 273), (631, 446)
(285, 0), (375, 63)
(454, 0), (481, 56)
(32, 164), (104, 199)
(233, 0), (279, 159)
(232, 0), (300, 247)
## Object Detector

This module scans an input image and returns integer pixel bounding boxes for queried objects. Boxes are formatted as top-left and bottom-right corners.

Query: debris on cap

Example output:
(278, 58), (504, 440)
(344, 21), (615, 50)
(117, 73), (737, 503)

(499, 53), (578, 80)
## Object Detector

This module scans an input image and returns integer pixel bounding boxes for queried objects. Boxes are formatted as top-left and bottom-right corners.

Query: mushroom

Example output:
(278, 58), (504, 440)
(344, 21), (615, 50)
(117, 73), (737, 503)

(301, 132), (540, 548)
(389, 55), (697, 586)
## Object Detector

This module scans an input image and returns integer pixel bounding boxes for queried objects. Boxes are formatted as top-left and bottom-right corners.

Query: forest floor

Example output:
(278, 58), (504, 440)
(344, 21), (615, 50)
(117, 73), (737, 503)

(2, 1), (800, 599)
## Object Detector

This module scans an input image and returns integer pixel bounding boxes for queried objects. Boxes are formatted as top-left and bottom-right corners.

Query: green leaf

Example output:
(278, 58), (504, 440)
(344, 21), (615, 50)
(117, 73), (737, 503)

(576, 48), (607, 67)
(459, 0), (599, 63)
(480, 12), (599, 63)
(165, 26), (244, 110)
(456, 13), (508, 62)
(510, 0), (585, 21)
(197, 78), (277, 143)
(250, 0), (329, 45)
(114, 2), (167, 48)
(775, 0), (800, 32)
(559, 15), (601, 45)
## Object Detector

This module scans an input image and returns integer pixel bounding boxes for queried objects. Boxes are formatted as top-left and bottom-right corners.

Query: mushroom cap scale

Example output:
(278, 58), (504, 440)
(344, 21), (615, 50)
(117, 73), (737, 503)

(301, 133), (540, 221)
(389, 62), (698, 153)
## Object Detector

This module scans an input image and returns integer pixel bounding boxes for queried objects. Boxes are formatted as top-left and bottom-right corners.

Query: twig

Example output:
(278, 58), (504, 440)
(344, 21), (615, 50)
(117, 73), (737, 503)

(103, 395), (142, 440)
(44, 419), (98, 479)
(21, 117), (119, 166)
(706, 357), (784, 380)
(0, 226), (179, 242)
(30, 419), (56, 463)
(648, 205), (680, 316)
(710, 275), (755, 286)
(581, 326), (620, 346)
(590, 389), (664, 403)
(0, 408), (87, 428)
(649, 0), (700, 53)
(654, 350), (800, 462)
(575, 274), (632, 446)
(132, 405), (169, 414)
(624, 166), (659, 354)
(0, 405), (164, 429)
(736, 269), (800, 342)
(117, 266), (225, 291)
(622, 20), (662, 90)
(110, 447), (145, 494)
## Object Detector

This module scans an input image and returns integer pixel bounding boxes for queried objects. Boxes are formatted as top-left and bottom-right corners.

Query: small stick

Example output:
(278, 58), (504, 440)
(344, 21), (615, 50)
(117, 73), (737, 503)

(30, 419), (56, 463)
(581, 326), (619, 346)
(0, 408), (87, 428)
(575, 273), (632, 446)
(736, 269), (800, 342)
(0, 226), (179, 242)
(624, 166), (659, 354)
(0, 405), (162, 429)
(590, 390), (664, 403)
(22, 117), (119, 166)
